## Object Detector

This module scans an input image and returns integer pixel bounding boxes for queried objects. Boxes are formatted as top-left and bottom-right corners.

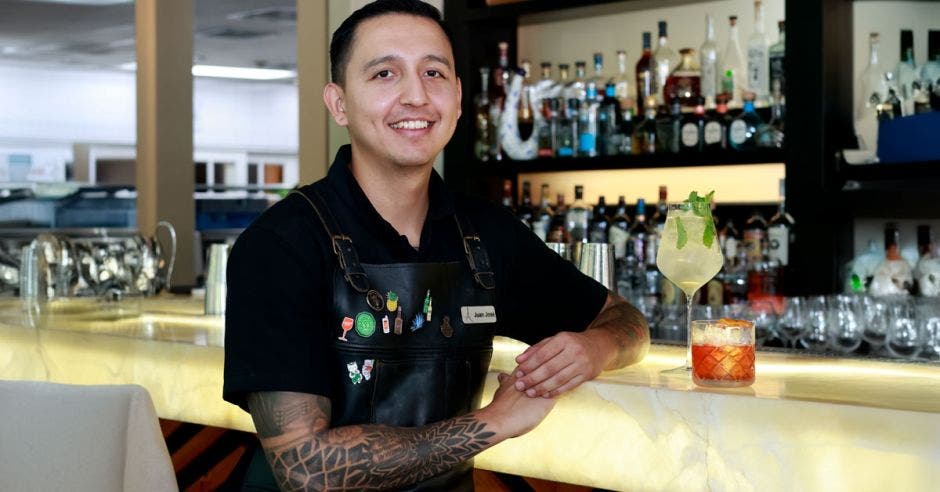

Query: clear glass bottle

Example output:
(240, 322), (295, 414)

(534, 61), (555, 101)
(474, 67), (492, 161)
(767, 178), (795, 267)
(613, 50), (632, 110)
(768, 20), (786, 97)
(652, 21), (679, 106)
(756, 80), (785, 148)
(531, 183), (554, 242)
(578, 82), (600, 157)
(589, 52), (606, 98)
(553, 63), (571, 100)
(636, 32), (655, 113)
(729, 93), (764, 150)
(856, 33), (887, 150)
(700, 14), (719, 104)
(632, 96), (658, 154)
(566, 185), (592, 243)
(664, 48), (702, 109)
(747, 0), (769, 104)
(565, 61), (588, 104)
(556, 99), (579, 157)
(720, 15), (746, 108)
(588, 195), (611, 243)
(896, 29), (918, 116)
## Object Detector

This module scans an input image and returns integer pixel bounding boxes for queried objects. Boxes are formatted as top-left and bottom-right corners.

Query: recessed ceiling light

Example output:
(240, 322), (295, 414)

(119, 62), (296, 81)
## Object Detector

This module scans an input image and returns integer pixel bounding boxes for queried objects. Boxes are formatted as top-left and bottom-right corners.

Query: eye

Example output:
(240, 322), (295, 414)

(425, 69), (443, 78)
(373, 69), (392, 79)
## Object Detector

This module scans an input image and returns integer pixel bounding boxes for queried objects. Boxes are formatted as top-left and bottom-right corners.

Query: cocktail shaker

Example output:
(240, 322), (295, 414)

(578, 242), (614, 290)
(204, 243), (229, 315)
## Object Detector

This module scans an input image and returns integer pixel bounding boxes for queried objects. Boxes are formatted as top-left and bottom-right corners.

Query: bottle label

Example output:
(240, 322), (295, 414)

(743, 229), (765, 265)
(768, 225), (789, 266)
(769, 54), (785, 93)
(701, 60), (717, 99)
(681, 122), (700, 147)
(578, 133), (597, 154)
(609, 227), (628, 259)
(704, 121), (723, 145)
(557, 146), (573, 157)
(747, 45), (768, 96)
(729, 120), (748, 144)
(724, 237), (738, 261)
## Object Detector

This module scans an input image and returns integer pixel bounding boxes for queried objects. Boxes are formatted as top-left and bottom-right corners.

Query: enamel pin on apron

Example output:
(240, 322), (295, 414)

(394, 306), (403, 335)
(339, 317), (354, 341)
(355, 312), (376, 338)
(347, 361), (362, 384)
(423, 290), (432, 321)
(411, 314), (425, 332)
(362, 359), (374, 381)
(366, 290), (384, 312)
(440, 315), (453, 338)
(386, 291), (398, 312)
(382, 315), (390, 334)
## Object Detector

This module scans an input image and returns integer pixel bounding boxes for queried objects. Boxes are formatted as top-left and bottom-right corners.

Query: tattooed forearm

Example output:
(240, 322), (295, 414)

(587, 293), (650, 369)
(248, 392), (497, 491)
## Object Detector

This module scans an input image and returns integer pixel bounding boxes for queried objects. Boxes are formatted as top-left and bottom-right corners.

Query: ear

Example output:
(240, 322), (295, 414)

(323, 82), (348, 126)
(455, 76), (462, 120)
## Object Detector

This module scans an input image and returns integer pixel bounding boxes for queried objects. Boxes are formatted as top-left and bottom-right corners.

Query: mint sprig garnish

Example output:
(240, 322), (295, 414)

(684, 190), (717, 248)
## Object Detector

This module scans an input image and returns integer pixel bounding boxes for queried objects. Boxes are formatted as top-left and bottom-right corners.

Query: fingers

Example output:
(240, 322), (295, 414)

(543, 374), (586, 398)
(513, 337), (565, 380)
(522, 362), (578, 398)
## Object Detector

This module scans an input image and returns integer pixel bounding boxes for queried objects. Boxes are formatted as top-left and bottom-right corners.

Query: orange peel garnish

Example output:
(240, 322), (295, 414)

(717, 318), (752, 328)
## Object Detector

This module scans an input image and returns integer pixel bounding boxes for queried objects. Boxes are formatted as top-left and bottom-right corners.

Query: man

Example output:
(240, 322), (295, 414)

(222, 1), (649, 490)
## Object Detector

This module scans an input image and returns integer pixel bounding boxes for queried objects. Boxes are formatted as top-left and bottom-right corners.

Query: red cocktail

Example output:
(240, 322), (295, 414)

(690, 319), (755, 387)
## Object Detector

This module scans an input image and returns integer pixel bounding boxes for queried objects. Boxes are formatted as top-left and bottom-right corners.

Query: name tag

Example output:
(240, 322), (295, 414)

(460, 306), (497, 324)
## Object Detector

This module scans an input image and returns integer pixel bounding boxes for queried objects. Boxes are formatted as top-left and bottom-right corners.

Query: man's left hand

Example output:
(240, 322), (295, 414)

(511, 331), (608, 398)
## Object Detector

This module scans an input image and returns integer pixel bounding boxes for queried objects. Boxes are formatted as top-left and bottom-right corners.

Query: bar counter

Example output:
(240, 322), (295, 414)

(1, 296), (938, 491)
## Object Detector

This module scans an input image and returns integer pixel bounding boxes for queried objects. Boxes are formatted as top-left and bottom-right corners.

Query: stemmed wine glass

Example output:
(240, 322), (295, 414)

(828, 295), (862, 354)
(656, 197), (723, 372)
(799, 295), (829, 352)
(778, 297), (806, 348)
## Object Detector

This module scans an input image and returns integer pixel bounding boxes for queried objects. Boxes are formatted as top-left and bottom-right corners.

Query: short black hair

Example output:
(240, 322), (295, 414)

(329, 0), (453, 86)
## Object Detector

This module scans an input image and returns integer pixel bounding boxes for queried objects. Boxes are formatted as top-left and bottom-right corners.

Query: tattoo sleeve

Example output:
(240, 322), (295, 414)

(247, 392), (497, 491)
(587, 292), (651, 369)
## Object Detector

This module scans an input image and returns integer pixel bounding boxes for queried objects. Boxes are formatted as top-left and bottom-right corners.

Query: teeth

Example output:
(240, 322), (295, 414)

(391, 120), (430, 130)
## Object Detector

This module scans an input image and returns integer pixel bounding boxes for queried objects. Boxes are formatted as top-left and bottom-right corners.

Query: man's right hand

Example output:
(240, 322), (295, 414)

(475, 372), (557, 440)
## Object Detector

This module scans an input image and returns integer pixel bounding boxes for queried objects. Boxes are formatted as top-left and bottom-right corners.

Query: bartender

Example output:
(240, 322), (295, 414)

(222, 1), (650, 490)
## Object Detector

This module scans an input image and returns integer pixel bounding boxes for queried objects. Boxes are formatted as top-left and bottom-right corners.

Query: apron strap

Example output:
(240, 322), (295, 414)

(454, 215), (496, 290)
(288, 189), (373, 294)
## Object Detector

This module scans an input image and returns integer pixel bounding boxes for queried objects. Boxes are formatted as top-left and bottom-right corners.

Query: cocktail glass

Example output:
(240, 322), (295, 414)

(691, 319), (756, 387)
(656, 200), (724, 372)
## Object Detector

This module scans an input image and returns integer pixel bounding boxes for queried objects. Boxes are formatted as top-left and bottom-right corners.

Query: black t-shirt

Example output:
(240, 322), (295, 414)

(222, 145), (608, 412)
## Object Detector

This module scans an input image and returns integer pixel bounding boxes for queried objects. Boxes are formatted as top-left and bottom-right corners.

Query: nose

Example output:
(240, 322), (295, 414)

(398, 72), (429, 107)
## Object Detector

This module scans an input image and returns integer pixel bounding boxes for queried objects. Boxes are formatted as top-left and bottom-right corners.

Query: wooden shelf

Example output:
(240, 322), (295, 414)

(472, 149), (786, 176)
(839, 160), (940, 191)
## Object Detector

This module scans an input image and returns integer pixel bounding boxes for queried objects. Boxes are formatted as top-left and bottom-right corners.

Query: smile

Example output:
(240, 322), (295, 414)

(389, 120), (432, 130)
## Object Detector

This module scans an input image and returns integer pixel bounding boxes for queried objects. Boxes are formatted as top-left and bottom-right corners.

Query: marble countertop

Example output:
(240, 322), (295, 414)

(1, 295), (938, 491)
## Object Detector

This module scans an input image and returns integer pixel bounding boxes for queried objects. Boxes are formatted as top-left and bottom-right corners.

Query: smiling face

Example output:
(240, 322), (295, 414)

(324, 13), (461, 170)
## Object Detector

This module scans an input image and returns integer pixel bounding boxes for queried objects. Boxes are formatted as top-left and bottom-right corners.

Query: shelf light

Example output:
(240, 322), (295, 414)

(118, 62), (295, 81)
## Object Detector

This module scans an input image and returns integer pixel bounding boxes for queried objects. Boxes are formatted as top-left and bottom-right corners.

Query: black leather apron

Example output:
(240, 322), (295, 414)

(243, 187), (497, 491)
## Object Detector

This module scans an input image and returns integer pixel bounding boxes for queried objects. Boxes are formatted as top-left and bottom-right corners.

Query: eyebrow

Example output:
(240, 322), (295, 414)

(361, 54), (452, 73)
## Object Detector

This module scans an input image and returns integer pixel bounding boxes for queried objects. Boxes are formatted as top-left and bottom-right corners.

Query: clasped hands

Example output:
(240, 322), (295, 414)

(507, 331), (608, 399)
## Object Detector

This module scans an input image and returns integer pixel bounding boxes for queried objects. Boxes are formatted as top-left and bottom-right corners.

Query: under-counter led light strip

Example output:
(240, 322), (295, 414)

(119, 62), (295, 81)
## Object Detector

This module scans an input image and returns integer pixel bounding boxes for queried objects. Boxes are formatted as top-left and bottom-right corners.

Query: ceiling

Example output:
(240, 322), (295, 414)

(0, 0), (297, 73)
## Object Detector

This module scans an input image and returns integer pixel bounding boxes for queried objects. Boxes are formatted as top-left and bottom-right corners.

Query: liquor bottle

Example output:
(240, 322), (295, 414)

(613, 50), (632, 110)
(517, 181), (535, 228)
(656, 98), (682, 154)
(652, 21), (679, 106)
(534, 61), (555, 101)
(914, 225), (938, 296)
(537, 97), (557, 158)
(565, 61), (588, 104)
(700, 15), (719, 105)
(554, 63), (571, 100)
(518, 60), (536, 140)
(474, 67), (492, 161)
(719, 15), (746, 107)
(896, 29), (918, 116)
(636, 32), (655, 113)
(756, 80), (785, 148)
(767, 178), (795, 267)
(681, 97), (706, 153)
(588, 196), (611, 243)
(856, 33), (887, 150)
(609, 196), (631, 260)
(728, 93), (763, 150)
(578, 82), (600, 157)
(531, 184), (554, 242)
(664, 48), (701, 109)
(500, 179), (515, 212)
(619, 101), (636, 155)
(566, 185), (591, 243)
(742, 208), (768, 269)
(589, 52), (606, 98)
(651, 185), (669, 236)
(599, 83), (623, 156)
(628, 199), (650, 270)
(925, 30), (940, 111)
(720, 218), (748, 305)
(556, 99), (578, 157)
(547, 193), (570, 243)
(489, 41), (511, 161)
(768, 20), (786, 97)
(632, 96), (658, 155)
(703, 96), (728, 151)
(871, 223), (913, 296)
(747, 0), (769, 104)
